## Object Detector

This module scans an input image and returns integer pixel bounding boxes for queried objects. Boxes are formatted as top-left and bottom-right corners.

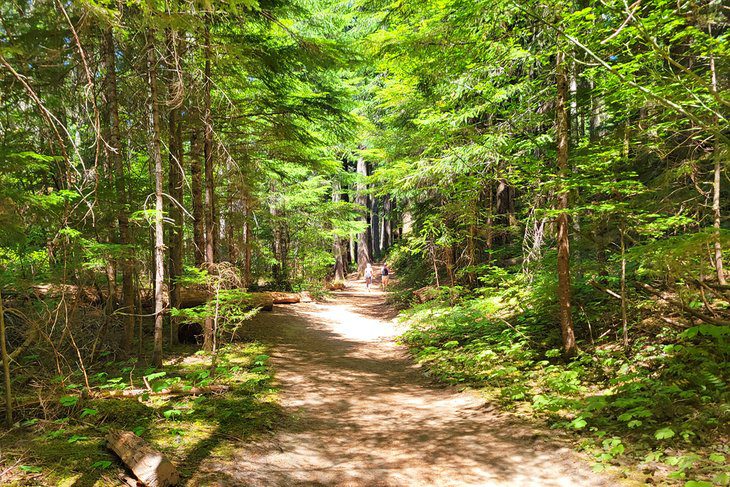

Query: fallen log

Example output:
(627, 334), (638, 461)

(247, 293), (274, 311)
(99, 384), (229, 398)
(106, 430), (180, 487)
(269, 292), (300, 304)
(414, 285), (439, 303)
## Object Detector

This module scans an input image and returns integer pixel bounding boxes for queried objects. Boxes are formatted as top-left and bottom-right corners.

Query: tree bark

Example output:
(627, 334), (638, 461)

(356, 156), (371, 273)
(709, 43), (726, 285)
(203, 18), (216, 266)
(0, 292), (12, 426)
(103, 27), (135, 354)
(243, 191), (252, 287)
(107, 430), (180, 487)
(556, 48), (577, 357)
(167, 86), (183, 347)
(332, 179), (346, 281)
(201, 18), (216, 351)
(190, 126), (205, 266)
(146, 29), (166, 368)
(371, 196), (380, 261)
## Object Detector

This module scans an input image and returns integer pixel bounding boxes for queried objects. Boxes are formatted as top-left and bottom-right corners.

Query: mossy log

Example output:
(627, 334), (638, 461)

(106, 429), (180, 487)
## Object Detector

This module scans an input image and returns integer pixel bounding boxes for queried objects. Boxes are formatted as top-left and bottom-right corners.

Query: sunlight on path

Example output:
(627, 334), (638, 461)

(189, 276), (617, 487)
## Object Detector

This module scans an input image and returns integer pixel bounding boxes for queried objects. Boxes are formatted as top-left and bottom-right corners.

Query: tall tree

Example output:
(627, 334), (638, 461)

(146, 28), (166, 367)
(555, 45), (577, 356)
(102, 26), (135, 353)
(166, 30), (184, 347)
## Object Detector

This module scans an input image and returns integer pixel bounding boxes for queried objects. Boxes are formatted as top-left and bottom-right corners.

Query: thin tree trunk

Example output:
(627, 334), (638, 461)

(201, 18), (216, 351)
(379, 200), (386, 255)
(103, 27), (135, 353)
(190, 126), (205, 266)
(556, 48), (577, 357)
(486, 183), (494, 263)
(167, 71), (183, 347)
(146, 29), (166, 368)
(243, 192), (252, 287)
(203, 19), (216, 266)
(620, 228), (629, 348)
(332, 179), (346, 281)
(356, 156), (371, 273)
(371, 196), (380, 260)
(0, 292), (12, 426)
(709, 44), (726, 285)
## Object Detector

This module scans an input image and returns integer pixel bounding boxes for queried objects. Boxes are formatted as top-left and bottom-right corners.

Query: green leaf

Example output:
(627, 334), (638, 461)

(67, 435), (88, 444)
(144, 371), (167, 381)
(59, 395), (79, 407)
(708, 453), (725, 464)
(91, 460), (112, 469)
(80, 408), (98, 418)
(163, 409), (182, 420)
(655, 427), (675, 440)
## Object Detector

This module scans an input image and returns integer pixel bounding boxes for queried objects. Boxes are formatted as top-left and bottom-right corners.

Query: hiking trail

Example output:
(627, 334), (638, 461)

(190, 273), (618, 486)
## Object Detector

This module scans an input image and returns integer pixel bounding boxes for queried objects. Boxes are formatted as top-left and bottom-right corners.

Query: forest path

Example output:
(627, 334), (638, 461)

(190, 275), (615, 486)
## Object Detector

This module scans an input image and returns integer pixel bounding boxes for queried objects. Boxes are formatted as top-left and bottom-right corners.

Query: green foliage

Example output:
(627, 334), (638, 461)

(398, 262), (729, 484)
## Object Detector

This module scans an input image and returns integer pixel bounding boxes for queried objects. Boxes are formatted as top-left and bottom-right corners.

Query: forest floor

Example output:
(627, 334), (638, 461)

(189, 274), (631, 487)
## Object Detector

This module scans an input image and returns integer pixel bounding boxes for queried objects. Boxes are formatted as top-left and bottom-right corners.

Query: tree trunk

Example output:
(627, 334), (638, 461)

(556, 48), (577, 357)
(332, 179), (346, 281)
(379, 199), (387, 255)
(620, 228), (629, 348)
(486, 183), (493, 263)
(356, 156), (371, 273)
(201, 18), (216, 351)
(0, 292), (12, 426)
(103, 27), (135, 353)
(243, 192), (252, 287)
(371, 196), (380, 260)
(146, 29), (166, 368)
(203, 19), (216, 267)
(190, 126), (205, 266)
(709, 44), (726, 285)
(167, 63), (183, 347)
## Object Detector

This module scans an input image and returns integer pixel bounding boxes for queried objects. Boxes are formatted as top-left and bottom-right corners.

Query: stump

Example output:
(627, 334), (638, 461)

(106, 430), (180, 487)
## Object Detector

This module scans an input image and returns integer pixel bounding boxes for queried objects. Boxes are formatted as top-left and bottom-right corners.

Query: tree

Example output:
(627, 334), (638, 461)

(145, 27), (166, 367)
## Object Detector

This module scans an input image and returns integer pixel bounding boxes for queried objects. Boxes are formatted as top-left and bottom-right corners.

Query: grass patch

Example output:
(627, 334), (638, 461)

(0, 342), (281, 486)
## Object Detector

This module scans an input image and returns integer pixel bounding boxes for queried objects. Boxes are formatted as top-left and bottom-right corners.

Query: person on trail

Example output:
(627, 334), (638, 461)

(364, 263), (373, 291)
(381, 263), (390, 290)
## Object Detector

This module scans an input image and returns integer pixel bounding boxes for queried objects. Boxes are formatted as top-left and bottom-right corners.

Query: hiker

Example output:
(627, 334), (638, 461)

(364, 263), (373, 291)
(381, 263), (390, 290)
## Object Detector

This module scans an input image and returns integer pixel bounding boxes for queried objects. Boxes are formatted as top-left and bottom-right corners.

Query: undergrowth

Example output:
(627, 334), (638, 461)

(398, 269), (729, 486)
(0, 343), (280, 486)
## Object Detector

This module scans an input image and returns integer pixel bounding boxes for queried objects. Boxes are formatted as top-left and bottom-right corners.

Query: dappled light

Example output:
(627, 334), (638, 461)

(189, 278), (611, 486)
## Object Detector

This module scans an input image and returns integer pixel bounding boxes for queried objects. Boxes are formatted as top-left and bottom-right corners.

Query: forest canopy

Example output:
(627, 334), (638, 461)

(0, 0), (728, 484)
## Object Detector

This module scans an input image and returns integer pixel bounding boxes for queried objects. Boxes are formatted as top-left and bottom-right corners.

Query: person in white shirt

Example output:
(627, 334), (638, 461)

(364, 263), (373, 291)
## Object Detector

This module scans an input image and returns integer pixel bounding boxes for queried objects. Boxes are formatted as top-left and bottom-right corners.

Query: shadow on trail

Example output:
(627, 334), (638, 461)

(216, 298), (608, 487)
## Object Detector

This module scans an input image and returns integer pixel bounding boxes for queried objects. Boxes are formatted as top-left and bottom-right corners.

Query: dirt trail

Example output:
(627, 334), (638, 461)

(192, 276), (615, 486)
